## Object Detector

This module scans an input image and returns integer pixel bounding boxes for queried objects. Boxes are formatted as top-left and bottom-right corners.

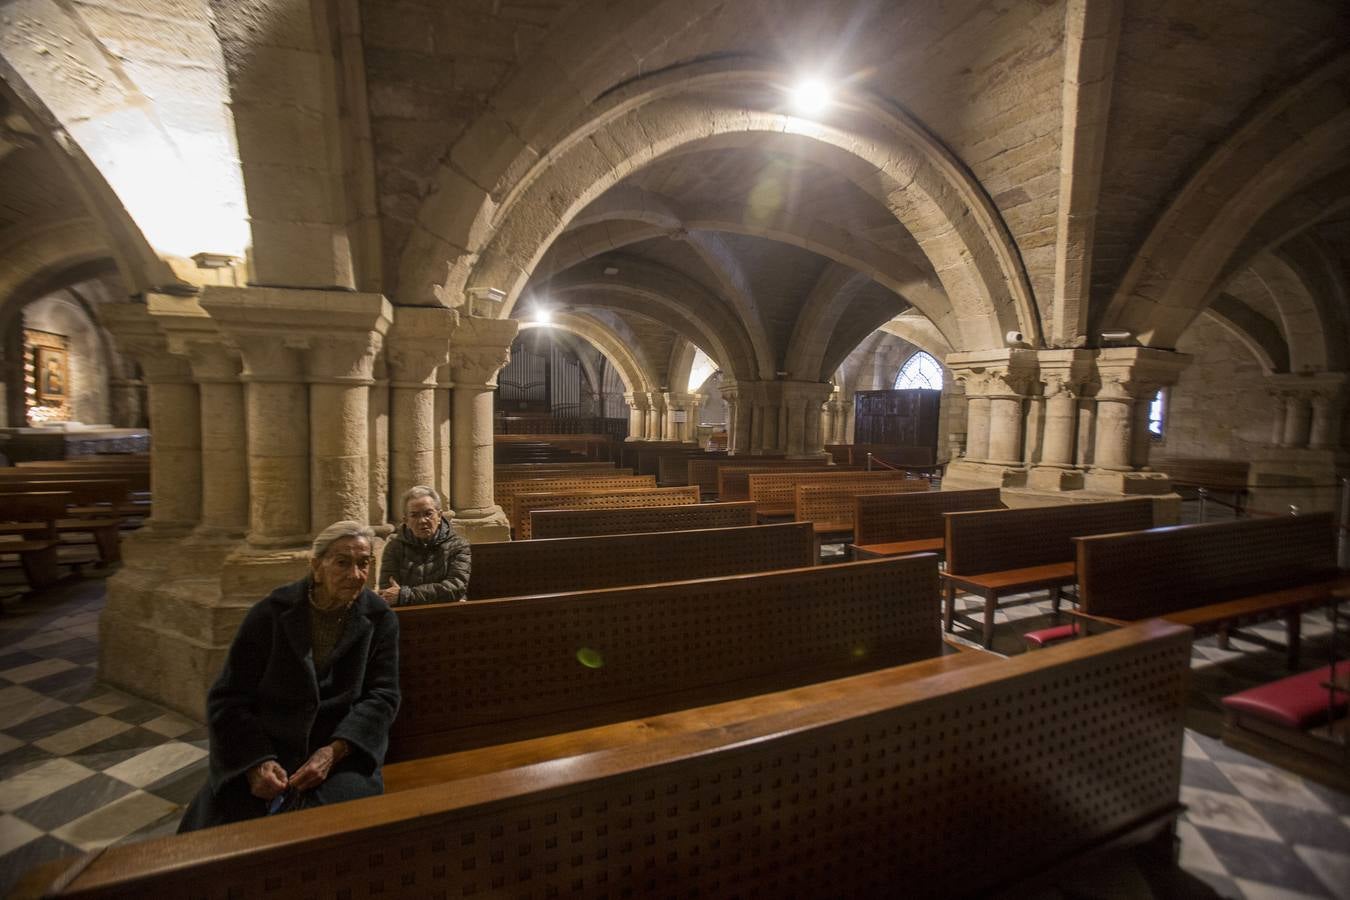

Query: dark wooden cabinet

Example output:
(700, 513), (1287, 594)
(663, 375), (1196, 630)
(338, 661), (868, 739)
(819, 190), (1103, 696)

(853, 389), (940, 448)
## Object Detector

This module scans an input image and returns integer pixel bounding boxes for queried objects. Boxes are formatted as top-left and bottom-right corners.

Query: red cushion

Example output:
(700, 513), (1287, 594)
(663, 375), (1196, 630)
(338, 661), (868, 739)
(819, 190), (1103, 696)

(1023, 624), (1080, 647)
(1221, 665), (1349, 730)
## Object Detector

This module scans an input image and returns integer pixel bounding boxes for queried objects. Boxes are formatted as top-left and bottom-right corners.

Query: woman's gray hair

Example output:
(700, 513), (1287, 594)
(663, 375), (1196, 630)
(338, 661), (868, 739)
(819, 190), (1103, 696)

(401, 485), (441, 512)
(311, 520), (375, 559)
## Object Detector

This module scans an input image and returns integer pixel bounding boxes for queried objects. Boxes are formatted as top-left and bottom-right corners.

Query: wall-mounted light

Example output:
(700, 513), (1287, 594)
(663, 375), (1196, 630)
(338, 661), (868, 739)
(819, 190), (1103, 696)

(790, 77), (833, 116)
(1100, 330), (1133, 343)
(191, 251), (239, 270)
(466, 286), (506, 302)
(602, 265), (620, 276)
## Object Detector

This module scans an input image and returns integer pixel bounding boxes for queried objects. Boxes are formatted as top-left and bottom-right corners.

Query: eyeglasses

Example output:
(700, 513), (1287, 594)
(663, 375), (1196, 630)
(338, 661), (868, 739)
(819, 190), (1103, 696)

(406, 508), (441, 521)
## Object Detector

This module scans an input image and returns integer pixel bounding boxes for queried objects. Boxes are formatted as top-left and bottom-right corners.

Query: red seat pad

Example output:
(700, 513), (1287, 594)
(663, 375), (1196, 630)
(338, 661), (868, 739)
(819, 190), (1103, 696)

(1023, 624), (1080, 647)
(1221, 665), (1348, 730)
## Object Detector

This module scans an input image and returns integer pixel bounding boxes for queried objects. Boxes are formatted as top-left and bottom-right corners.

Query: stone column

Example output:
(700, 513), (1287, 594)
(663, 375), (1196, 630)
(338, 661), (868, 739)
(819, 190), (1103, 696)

(1085, 348), (1190, 495)
(307, 330), (388, 529)
(1027, 354), (1092, 493)
(720, 383), (745, 453)
(386, 307), (457, 503)
(98, 303), (202, 536)
(180, 343), (248, 538)
(964, 390), (992, 463)
(646, 392), (666, 440)
(434, 363), (453, 500)
(1091, 379), (1134, 472)
(624, 392), (649, 441)
(448, 315), (518, 543)
(1269, 392), (1288, 446)
(369, 354), (390, 527)
(985, 373), (1028, 467)
(1309, 390), (1343, 449)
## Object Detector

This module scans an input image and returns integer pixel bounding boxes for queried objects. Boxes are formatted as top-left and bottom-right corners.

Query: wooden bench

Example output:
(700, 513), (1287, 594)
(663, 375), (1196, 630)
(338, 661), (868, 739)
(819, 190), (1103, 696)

(495, 433), (616, 461)
(689, 456), (829, 499)
(1220, 661), (1349, 791)
(0, 492), (64, 589)
(391, 554), (943, 759)
(619, 439), (695, 470)
(748, 469), (913, 518)
(14, 620), (1192, 899)
(0, 478), (140, 520)
(943, 499), (1156, 648)
(497, 474), (656, 528)
(794, 478), (930, 558)
(850, 487), (1004, 560)
(0, 490), (122, 566)
(714, 463), (859, 503)
(1153, 456), (1250, 513)
(1072, 512), (1347, 669)
(656, 450), (726, 485)
(470, 522), (814, 599)
(495, 461), (622, 476)
(513, 485), (700, 539)
(530, 500), (756, 539)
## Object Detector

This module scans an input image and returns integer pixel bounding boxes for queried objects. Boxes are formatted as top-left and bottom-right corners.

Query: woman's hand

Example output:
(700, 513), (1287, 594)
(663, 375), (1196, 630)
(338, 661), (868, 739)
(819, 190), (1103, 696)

(246, 760), (289, 800)
(378, 579), (400, 605)
(289, 739), (350, 793)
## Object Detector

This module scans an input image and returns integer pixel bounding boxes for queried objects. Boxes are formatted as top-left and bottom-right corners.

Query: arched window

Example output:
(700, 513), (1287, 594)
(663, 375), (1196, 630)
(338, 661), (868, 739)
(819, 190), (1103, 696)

(894, 351), (943, 390)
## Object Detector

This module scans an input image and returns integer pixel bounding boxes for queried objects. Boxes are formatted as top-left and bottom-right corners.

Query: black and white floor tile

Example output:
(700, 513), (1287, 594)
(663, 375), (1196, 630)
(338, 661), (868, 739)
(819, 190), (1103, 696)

(0, 564), (1346, 898)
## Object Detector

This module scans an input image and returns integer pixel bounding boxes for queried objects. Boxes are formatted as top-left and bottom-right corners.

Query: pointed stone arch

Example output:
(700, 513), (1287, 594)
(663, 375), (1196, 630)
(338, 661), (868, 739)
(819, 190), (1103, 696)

(520, 312), (655, 397)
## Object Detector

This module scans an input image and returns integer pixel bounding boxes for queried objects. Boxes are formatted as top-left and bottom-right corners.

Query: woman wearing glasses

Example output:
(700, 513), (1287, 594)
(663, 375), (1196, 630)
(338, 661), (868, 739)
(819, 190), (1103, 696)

(378, 485), (472, 605)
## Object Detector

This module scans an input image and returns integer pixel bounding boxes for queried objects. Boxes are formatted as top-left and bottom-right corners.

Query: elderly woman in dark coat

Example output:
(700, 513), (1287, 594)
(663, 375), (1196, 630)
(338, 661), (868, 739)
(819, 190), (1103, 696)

(179, 521), (400, 831)
(379, 485), (471, 605)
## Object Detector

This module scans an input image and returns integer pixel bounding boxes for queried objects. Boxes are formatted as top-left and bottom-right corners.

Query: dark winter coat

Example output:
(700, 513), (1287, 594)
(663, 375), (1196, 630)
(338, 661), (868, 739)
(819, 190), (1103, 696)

(178, 578), (400, 832)
(378, 516), (471, 604)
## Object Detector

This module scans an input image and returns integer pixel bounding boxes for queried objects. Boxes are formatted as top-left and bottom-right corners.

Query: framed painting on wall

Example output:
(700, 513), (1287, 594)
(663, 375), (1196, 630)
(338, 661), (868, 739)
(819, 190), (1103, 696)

(36, 345), (68, 403)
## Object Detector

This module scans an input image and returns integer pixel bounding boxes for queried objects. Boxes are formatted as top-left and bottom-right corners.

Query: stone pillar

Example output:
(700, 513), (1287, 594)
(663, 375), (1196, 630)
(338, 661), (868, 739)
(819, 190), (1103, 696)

(307, 329), (388, 529)
(1309, 388), (1344, 449)
(646, 392), (666, 440)
(964, 392), (992, 462)
(624, 392), (649, 441)
(1091, 381), (1134, 472)
(1027, 350), (1094, 493)
(1269, 393), (1288, 446)
(779, 381), (832, 457)
(986, 383), (1027, 467)
(386, 307), (457, 505)
(178, 342), (248, 538)
(1085, 348), (1190, 495)
(449, 316), (518, 543)
(434, 363), (453, 500)
(237, 338), (310, 547)
(97, 303), (202, 536)
(369, 354), (390, 527)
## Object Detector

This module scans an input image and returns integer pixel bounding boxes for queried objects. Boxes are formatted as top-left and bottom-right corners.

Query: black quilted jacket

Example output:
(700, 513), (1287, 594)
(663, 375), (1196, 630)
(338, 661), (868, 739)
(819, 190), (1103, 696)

(378, 517), (471, 604)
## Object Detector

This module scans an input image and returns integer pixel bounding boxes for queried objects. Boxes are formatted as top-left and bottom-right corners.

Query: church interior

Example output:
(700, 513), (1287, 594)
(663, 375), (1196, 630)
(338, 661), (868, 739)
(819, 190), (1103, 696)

(0, 0), (1348, 896)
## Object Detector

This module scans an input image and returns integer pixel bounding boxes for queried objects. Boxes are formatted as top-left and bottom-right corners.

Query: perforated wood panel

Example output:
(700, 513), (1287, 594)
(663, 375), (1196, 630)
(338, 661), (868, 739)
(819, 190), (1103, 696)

(854, 488), (1004, 546)
(52, 623), (1190, 900)
(620, 441), (693, 470)
(393, 555), (941, 753)
(496, 462), (621, 475)
(514, 487), (699, 539)
(795, 480), (930, 527)
(748, 470), (913, 510)
(656, 452), (724, 486)
(688, 457), (828, 498)
(717, 464), (860, 501)
(1078, 513), (1339, 619)
(945, 499), (1155, 576)
(531, 501), (757, 539)
(497, 475), (656, 527)
(470, 522), (814, 599)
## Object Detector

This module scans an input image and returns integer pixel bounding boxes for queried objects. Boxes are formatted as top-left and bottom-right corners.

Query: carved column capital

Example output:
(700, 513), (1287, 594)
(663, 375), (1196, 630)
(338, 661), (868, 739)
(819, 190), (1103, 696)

(447, 315), (517, 386)
(386, 306), (458, 385)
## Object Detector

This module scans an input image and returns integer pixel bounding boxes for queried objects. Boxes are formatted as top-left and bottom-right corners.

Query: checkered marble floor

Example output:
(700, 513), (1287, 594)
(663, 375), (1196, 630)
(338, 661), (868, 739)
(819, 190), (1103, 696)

(0, 571), (1347, 898)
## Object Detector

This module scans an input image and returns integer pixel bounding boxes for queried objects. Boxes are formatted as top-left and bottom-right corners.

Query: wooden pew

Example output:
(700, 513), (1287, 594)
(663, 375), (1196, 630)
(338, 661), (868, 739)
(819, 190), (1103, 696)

(470, 522), (814, 599)
(851, 487), (1004, 559)
(0, 492), (64, 589)
(0, 489), (122, 566)
(716, 463), (859, 503)
(942, 499), (1155, 648)
(690, 456), (829, 499)
(747, 469), (913, 518)
(495, 433), (616, 461)
(14, 620), (1192, 899)
(656, 450), (726, 486)
(619, 440), (695, 471)
(531, 500), (756, 539)
(1072, 512), (1347, 668)
(1154, 456), (1250, 513)
(392, 554), (943, 759)
(513, 485), (699, 539)
(794, 478), (930, 558)
(0, 479), (137, 520)
(497, 474), (656, 528)
(495, 461), (621, 477)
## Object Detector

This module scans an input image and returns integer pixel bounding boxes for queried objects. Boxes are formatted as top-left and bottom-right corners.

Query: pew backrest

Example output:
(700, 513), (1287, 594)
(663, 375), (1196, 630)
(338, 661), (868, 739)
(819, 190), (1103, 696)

(717, 463), (857, 501)
(1076, 512), (1339, 619)
(0, 479), (130, 507)
(747, 469), (912, 511)
(471, 522), (814, 599)
(531, 500), (756, 538)
(21, 621), (1191, 899)
(1153, 457), (1250, 492)
(497, 474), (656, 525)
(689, 456), (827, 498)
(854, 487), (1004, 545)
(795, 479), (930, 528)
(0, 491), (70, 528)
(656, 451), (725, 485)
(945, 498), (1155, 576)
(391, 554), (942, 759)
(514, 485), (700, 538)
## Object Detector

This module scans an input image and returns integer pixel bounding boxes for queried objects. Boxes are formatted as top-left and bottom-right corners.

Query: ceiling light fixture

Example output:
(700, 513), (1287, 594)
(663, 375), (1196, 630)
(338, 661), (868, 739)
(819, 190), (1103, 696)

(534, 307), (553, 325)
(790, 77), (833, 116)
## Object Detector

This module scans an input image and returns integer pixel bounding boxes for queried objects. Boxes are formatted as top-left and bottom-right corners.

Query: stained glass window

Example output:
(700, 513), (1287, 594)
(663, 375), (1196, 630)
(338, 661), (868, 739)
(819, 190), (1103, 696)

(895, 351), (943, 390)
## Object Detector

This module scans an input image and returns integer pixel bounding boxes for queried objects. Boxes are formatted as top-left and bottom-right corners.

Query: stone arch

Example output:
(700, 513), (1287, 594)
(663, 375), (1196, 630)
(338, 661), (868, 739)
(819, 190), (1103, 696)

(401, 59), (1038, 351)
(547, 259), (758, 382)
(1200, 298), (1284, 375)
(1243, 253), (1329, 372)
(519, 312), (655, 396)
(881, 313), (955, 364)
(0, 218), (115, 321)
(1101, 53), (1350, 346)
(666, 338), (700, 396)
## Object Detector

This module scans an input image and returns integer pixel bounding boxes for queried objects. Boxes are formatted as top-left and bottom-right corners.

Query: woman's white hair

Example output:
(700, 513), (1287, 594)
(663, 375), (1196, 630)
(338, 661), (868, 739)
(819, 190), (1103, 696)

(401, 485), (442, 512)
(311, 520), (375, 559)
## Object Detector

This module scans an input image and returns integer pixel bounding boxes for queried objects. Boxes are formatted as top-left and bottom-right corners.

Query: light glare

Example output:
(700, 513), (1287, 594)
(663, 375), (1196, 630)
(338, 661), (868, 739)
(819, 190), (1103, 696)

(534, 307), (553, 325)
(791, 77), (832, 116)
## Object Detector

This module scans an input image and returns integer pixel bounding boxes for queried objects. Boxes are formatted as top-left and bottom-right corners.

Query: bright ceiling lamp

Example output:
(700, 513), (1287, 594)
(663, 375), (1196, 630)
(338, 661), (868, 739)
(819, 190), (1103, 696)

(534, 306), (553, 325)
(789, 77), (833, 116)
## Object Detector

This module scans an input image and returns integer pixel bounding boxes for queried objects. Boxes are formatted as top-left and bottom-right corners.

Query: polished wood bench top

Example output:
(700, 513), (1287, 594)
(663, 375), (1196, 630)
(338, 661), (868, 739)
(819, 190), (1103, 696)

(943, 561), (1077, 593)
(384, 649), (996, 794)
(852, 537), (946, 558)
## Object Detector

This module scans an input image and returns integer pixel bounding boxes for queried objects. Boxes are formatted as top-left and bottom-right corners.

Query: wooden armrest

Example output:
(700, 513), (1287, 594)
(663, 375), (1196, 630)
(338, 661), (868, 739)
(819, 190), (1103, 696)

(811, 522), (852, 535)
(1162, 581), (1343, 628)
(851, 538), (944, 559)
(1067, 609), (1128, 628)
